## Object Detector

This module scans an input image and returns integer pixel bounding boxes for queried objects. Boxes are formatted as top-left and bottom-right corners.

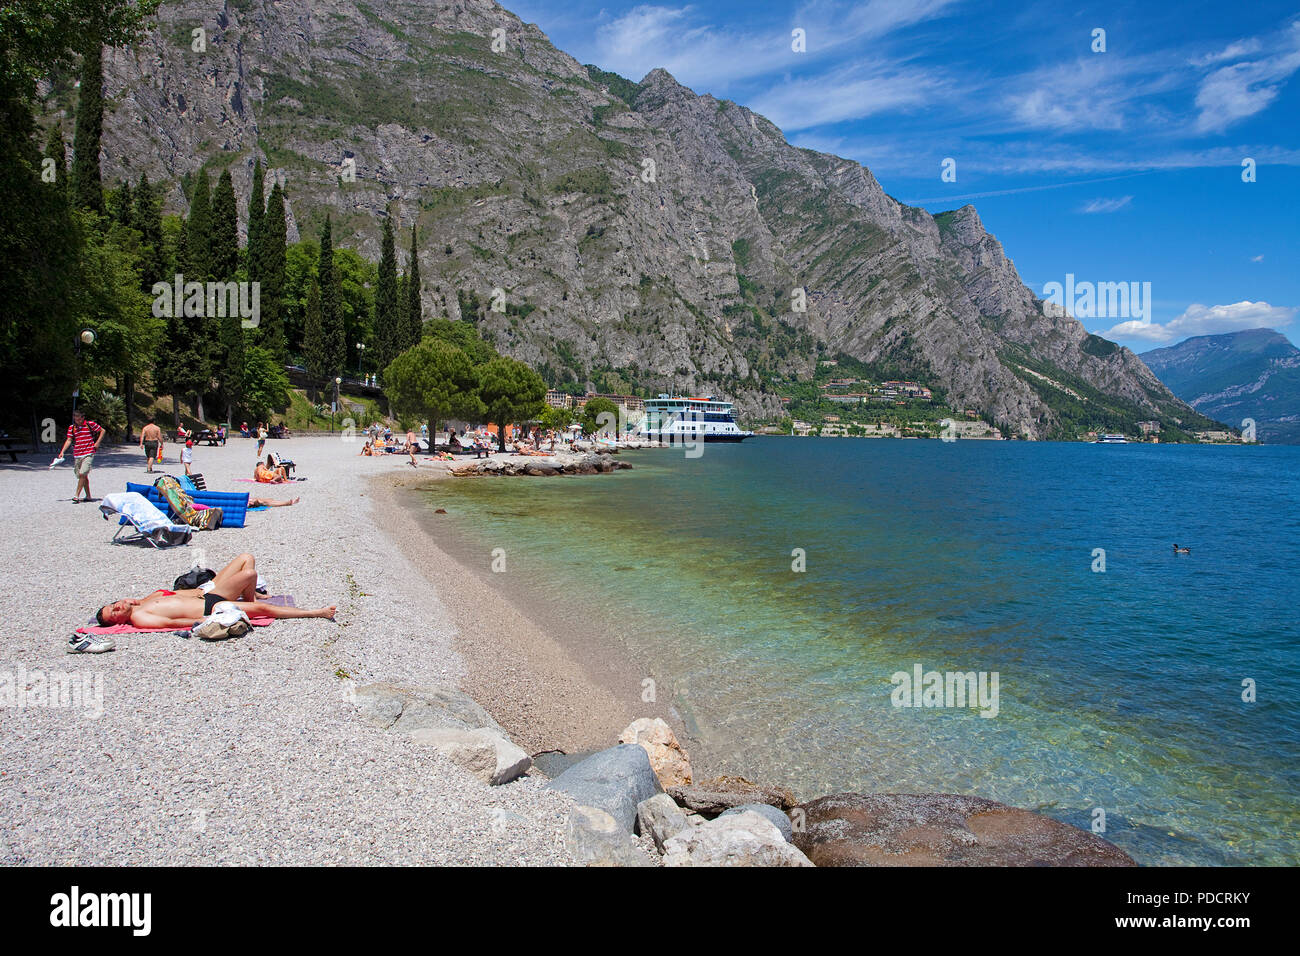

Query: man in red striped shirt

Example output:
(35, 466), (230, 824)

(55, 410), (105, 503)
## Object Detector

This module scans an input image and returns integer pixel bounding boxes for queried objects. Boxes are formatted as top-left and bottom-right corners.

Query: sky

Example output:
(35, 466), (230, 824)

(507, 0), (1300, 353)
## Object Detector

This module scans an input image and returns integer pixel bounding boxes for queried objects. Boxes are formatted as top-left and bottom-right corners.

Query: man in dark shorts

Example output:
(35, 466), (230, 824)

(93, 552), (337, 629)
(140, 416), (163, 473)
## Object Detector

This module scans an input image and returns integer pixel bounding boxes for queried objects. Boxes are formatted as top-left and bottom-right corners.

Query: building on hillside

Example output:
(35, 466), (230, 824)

(545, 389), (574, 409)
(1138, 420), (1161, 436)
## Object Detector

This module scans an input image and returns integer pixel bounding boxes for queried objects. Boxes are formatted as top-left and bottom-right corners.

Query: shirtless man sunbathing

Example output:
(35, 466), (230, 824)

(94, 552), (336, 629)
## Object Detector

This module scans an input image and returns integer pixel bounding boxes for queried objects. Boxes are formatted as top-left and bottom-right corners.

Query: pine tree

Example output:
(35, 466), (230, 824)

(178, 172), (214, 419)
(109, 178), (132, 226)
(209, 169), (243, 421)
(256, 180), (288, 360)
(70, 31), (105, 215)
(401, 224), (422, 349)
(318, 216), (346, 380)
(373, 213), (399, 369)
(247, 160), (265, 281)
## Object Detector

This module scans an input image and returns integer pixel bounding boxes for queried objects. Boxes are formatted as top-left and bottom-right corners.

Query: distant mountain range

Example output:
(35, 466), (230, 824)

(1142, 329), (1300, 444)
(56, 0), (1218, 438)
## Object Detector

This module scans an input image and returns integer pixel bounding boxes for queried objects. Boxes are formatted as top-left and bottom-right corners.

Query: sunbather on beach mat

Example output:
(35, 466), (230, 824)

(92, 552), (336, 631)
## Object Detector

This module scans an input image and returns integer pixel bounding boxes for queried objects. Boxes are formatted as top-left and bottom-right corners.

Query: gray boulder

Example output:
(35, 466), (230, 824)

(636, 793), (692, 852)
(566, 805), (655, 867)
(352, 683), (503, 735)
(546, 745), (663, 833)
(663, 810), (814, 867)
(409, 727), (532, 786)
(722, 802), (794, 842)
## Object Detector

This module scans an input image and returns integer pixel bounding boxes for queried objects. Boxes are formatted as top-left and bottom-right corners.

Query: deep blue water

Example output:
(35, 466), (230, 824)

(436, 438), (1300, 865)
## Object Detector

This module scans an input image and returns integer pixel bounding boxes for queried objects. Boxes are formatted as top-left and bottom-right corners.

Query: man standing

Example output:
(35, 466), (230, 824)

(140, 416), (162, 473)
(54, 409), (105, 503)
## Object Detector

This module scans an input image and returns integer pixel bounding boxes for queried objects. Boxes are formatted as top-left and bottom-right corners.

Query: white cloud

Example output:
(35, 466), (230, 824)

(1100, 301), (1297, 343)
(1079, 195), (1132, 213)
(1194, 21), (1300, 133)
(751, 61), (945, 129)
(1251, 254), (1265, 262)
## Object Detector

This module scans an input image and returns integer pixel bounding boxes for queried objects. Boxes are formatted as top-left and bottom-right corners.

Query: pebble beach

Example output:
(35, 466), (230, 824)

(0, 435), (640, 866)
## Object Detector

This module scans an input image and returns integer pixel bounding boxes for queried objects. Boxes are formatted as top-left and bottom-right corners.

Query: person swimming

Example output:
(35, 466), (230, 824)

(1173, 543), (1191, 554)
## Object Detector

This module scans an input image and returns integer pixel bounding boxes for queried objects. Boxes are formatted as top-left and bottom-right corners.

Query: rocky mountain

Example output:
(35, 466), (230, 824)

(1142, 329), (1300, 443)
(51, 0), (1217, 438)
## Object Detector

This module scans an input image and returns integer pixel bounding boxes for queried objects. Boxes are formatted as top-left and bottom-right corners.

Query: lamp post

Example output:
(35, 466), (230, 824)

(356, 342), (365, 374)
(333, 377), (341, 434)
(72, 329), (96, 417)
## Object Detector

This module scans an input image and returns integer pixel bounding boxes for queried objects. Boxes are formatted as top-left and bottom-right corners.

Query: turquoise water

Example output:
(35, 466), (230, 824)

(432, 438), (1299, 866)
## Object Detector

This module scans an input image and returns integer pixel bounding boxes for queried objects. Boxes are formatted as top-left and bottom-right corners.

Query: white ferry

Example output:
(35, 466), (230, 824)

(635, 394), (753, 443)
(1094, 433), (1129, 443)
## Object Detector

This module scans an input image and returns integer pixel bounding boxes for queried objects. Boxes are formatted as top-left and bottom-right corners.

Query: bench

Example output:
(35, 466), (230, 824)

(0, 437), (31, 462)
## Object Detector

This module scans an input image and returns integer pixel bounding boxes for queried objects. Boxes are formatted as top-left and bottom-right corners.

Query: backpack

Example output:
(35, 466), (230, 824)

(154, 475), (224, 530)
(173, 567), (216, 591)
(191, 602), (252, 641)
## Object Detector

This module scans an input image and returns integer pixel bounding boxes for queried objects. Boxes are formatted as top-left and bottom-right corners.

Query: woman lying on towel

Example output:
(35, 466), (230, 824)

(255, 455), (290, 483)
(94, 552), (336, 629)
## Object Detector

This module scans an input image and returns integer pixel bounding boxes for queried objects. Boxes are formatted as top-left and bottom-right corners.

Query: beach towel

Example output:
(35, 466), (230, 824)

(154, 475), (223, 530)
(99, 492), (193, 548)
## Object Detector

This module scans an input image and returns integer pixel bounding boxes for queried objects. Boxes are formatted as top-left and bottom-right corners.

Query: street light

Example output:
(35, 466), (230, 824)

(333, 377), (342, 433)
(356, 342), (365, 373)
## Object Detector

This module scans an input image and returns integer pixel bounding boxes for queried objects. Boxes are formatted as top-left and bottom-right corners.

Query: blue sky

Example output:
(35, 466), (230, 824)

(508, 0), (1300, 352)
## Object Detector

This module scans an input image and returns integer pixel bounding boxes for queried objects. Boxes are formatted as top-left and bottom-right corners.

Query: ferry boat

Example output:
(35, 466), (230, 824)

(635, 394), (753, 443)
(1094, 433), (1129, 443)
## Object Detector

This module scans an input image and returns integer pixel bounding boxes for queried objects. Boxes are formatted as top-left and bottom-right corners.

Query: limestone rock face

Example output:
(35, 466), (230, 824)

(793, 793), (1137, 867)
(408, 727), (532, 786)
(618, 717), (692, 789)
(80, 0), (1205, 438)
(546, 745), (663, 833)
(662, 810), (814, 867)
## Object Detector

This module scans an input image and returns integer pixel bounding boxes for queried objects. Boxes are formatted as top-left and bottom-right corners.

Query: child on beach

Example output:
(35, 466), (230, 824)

(181, 439), (194, 475)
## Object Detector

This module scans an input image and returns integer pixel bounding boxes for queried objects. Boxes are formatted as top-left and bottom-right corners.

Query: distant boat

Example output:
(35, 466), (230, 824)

(634, 395), (753, 443)
(1095, 434), (1129, 443)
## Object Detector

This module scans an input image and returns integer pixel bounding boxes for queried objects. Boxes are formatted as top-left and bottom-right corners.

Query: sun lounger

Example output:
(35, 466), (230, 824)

(126, 481), (251, 528)
(100, 492), (193, 548)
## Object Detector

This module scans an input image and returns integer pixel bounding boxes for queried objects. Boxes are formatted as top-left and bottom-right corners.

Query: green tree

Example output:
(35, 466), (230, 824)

(241, 345), (290, 421)
(384, 339), (483, 440)
(400, 224), (422, 349)
(422, 316), (497, 365)
(372, 213), (398, 371)
(539, 404), (572, 434)
(70, 30), (104, 214)
(480, 356), (546, 450)
(209, 169), (238, 279)
(209, 168), (243, 421)
(317, 216), (346, 380)
(246, 159), (265, 280)
(131, 173), (165, 290)
(182, 170), (212, 281)
(256, 180), (287, 358)
(580, 396), (620, 436)
(302, 277), (325, 391)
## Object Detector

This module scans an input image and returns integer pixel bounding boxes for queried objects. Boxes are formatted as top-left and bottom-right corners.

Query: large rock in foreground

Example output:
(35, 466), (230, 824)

(618, 717), (692, 788)
(566, 805), (656, 867)
(669, 775), (797, 817)
(546, 745), (664, 833)
(408, 727), (532, 786)
(663, 810), (814, 867)
(794, 793), (1136, 867)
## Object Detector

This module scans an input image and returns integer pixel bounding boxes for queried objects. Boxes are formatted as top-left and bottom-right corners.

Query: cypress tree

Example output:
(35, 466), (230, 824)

(303, 277), (325, 391)
(71, 31), (105, 215)
(373, 213), (398, 369)
(108, 178), (132, 226)
(257, 180), (288, 360)
(401, 224), (422, 349)
(247, 160), (265, 281)
(318, 216), (346, 380)
(209, 169), (239, 281)
(183, 170), (212, 281)
(132, 174), (166, 290)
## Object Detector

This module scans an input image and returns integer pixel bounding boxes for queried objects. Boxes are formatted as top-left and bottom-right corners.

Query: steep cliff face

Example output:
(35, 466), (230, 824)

(68, 0), (1208, 437)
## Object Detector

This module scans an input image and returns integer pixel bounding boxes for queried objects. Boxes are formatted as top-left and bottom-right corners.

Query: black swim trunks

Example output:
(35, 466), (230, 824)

(203, 592), (232, 615)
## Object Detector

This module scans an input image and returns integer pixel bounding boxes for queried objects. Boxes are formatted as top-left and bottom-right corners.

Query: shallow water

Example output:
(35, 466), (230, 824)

(431, 438), (1300, 865)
